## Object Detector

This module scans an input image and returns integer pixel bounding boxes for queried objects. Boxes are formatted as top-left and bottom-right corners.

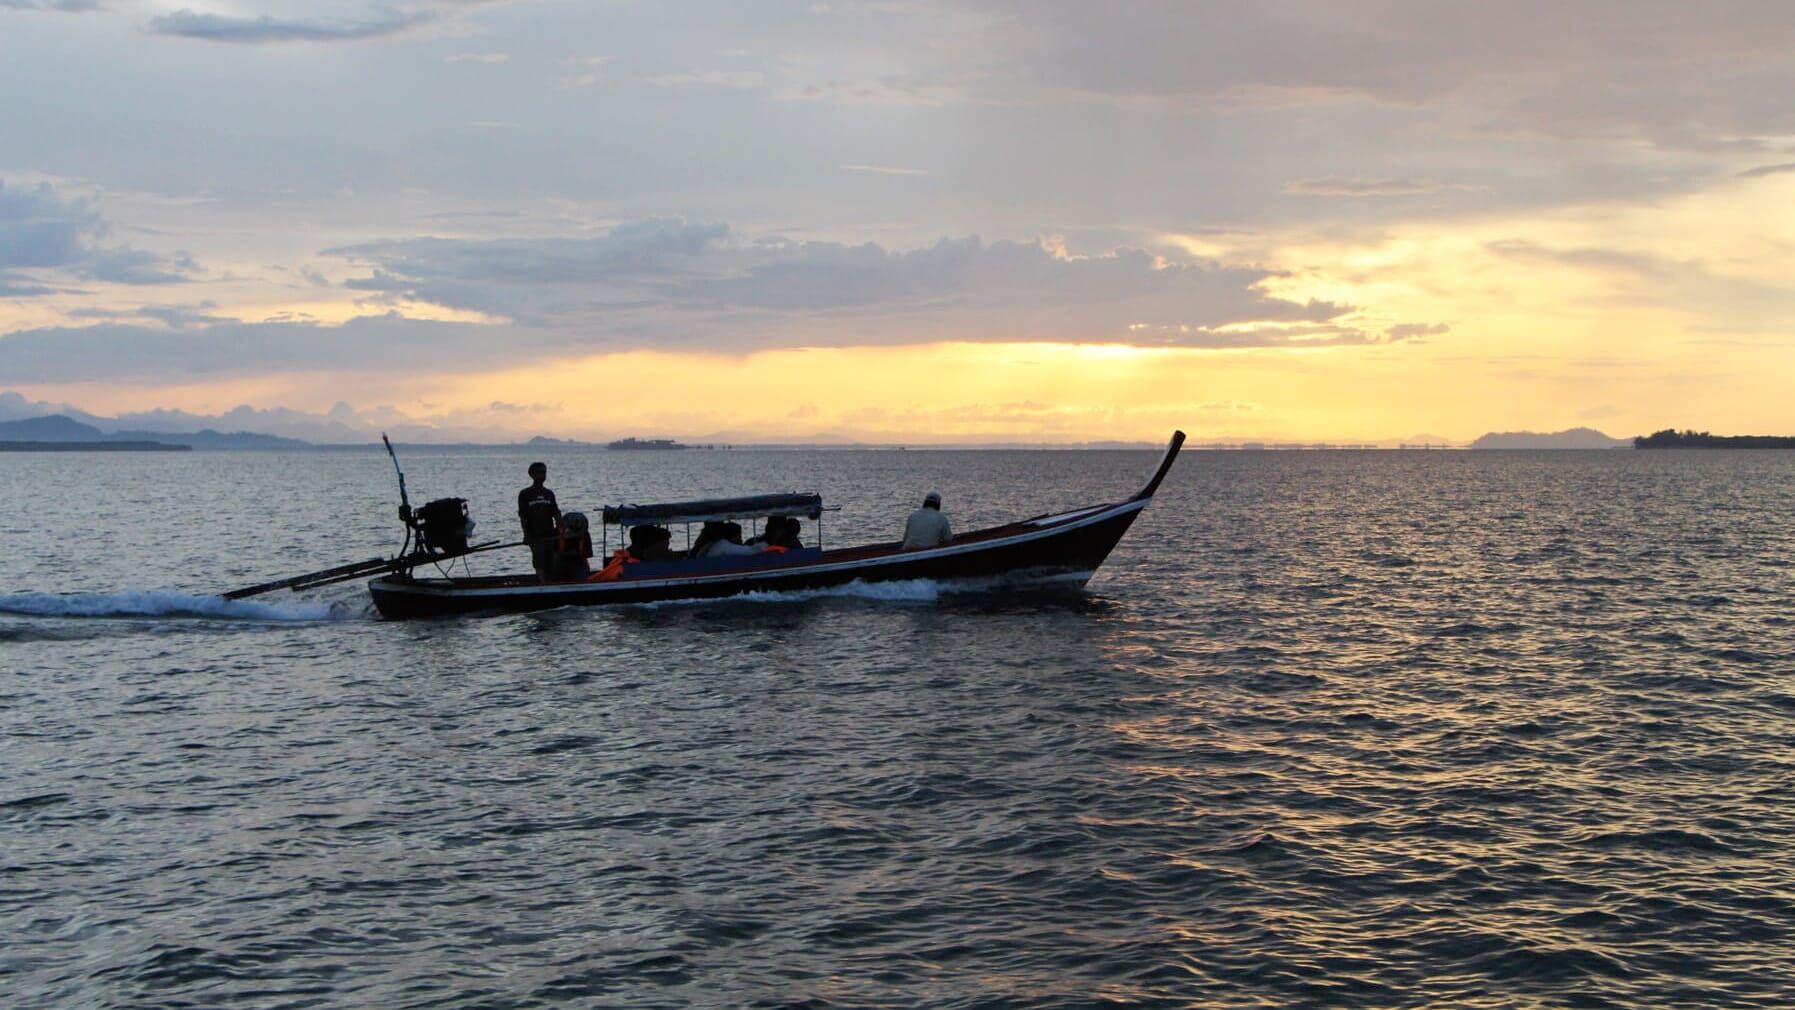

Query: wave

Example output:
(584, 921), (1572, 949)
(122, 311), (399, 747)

(630, 572), (1089, 610)
(635, 578), (946, 608)
(0, 588), (354, 622)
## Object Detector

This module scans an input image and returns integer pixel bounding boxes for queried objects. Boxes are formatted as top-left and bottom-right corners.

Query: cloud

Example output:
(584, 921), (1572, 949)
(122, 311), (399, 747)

(557, 54), (611, 88)
(0, 313), (505, 382)
(1386, 322), (1449, 340)
(147, 8), (432, 44)
(0, 221), (1362, 383)
(101, 401), (377, 442)
(1486, 240), (1673, 281)
(0, 388), (587, 443)
(1120, 321), (1391, 349)
(65, 301), (230, 327)
(0, 390), (106, 425)
(0, 277), (55, 297)
(0, 179), (98, 270)
(333, 218), (730, 324)
(644, 70), (768, 90)
(0, 178), (197, 294)
(332, 220), (1351, 345)
(1738, 162), (1795, 179)
(771, 2), (1795, 152)
(841, 164), (936, 177)
(0, 0), (101, 10)
(83, 248), (199, 285)
(445, 52), (509, 64)
(144, 2), (514, 44)
(1286, 179), (1482, 197)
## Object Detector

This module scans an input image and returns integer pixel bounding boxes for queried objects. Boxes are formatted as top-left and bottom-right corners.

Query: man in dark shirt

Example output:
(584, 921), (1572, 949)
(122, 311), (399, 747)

(518, 461), (561, 579)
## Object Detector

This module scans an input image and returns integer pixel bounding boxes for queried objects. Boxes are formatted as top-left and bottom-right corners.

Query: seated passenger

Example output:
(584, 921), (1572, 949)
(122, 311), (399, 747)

(747, 515), (804, 550)
(688, 520), (727, 558)
(627, 524), (680, 561)
(694, 520), (766, 558)
(546, 511), (594, 580)
(901, 491), (951, 549)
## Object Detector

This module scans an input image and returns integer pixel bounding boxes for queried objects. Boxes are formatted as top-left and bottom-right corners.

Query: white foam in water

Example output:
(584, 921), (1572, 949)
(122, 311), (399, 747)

(630, 577), (946, 609)
(0, 588), (349, 622)
(636, 571), (1097, 610)
(631, 572), (1089, 610)
(749, 578), (945, 604)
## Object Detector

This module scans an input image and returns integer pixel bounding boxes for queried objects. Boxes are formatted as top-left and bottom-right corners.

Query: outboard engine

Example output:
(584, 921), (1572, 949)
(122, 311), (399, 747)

(416, 497), (475, 555)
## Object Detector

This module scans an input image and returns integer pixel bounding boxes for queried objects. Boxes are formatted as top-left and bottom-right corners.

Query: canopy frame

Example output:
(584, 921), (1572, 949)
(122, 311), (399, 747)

(601, 492), (823, 528)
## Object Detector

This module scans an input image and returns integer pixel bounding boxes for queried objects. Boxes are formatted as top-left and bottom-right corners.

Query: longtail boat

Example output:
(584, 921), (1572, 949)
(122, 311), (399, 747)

(363, 431), (1184, 619)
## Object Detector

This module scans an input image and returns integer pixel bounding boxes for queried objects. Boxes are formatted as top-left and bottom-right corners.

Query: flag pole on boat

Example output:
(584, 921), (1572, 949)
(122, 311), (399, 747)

(383, 432), (413, 536)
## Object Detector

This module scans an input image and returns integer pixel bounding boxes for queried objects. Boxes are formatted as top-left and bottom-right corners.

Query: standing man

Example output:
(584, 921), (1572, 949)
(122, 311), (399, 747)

(518, 461), (561, 580)
(901, 491), (952, 549)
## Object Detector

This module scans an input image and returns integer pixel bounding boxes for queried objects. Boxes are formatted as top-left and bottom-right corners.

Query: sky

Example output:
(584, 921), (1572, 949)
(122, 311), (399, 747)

(2, 0), (1794, 443)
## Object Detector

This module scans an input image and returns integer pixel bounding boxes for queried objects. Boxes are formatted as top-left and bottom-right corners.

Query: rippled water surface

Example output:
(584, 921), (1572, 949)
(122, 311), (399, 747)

(4, 447), (1795, 1008)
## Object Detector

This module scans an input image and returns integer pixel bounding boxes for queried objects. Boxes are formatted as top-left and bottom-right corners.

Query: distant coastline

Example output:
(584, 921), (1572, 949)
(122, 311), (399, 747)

(0, 440), (190, 452)
(1634, 429), (1795, 449)
(4, 405), (1789, 452)
(607, 437), (690, 451)
(1469, 427), (1630, 449)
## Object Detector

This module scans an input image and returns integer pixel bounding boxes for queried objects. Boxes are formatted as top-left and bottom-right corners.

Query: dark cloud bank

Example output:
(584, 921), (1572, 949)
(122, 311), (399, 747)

(147, 8), (431, 44)
(144, 1), (507, 44)
(0, 217), (1406, 382)
(0, 179), (196, 295)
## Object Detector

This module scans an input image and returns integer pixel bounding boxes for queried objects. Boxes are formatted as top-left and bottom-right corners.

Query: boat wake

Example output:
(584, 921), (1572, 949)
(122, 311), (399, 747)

(631, 572), (1091, 610)
(0, 588), (358, 622)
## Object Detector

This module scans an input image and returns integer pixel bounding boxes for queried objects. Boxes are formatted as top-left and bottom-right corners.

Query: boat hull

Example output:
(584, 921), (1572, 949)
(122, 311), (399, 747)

(368, 498), (1149, 619)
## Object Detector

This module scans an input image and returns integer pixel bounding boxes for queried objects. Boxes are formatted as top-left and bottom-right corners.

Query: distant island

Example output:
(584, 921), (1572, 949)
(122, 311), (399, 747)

(1469, 427), (1630, 449)
(1635, 429), (1795, 449)
(0, 440), (189, 452)
(0, 414), (302, 450)
(608, 437), (689, 450)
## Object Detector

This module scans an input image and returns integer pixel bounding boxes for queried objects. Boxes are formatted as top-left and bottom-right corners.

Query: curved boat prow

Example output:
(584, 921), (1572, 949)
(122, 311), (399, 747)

(1133, 430), (1186, 501)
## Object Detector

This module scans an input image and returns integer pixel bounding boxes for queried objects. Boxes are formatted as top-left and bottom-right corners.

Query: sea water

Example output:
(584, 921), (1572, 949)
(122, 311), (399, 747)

(3, 447), (1794, 1007)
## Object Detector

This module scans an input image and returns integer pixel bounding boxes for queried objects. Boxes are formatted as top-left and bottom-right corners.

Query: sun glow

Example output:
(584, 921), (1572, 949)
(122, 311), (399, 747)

(10, 176), (1795, 444)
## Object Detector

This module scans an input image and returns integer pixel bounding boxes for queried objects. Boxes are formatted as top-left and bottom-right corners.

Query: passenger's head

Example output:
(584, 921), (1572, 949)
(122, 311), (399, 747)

(722, 521), (744, 543)
(923, 491), (941, 510)
(528, 461), (547, 482)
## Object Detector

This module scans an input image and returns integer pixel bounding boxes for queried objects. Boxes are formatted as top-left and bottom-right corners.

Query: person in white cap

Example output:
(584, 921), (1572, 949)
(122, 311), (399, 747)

(901, 490), (952, 549)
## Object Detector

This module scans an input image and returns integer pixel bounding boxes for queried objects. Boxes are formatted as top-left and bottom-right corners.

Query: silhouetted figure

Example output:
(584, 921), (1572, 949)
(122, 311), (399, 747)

(546, 511), (593, 581)
(901, 491), (951, 549)
(693, 520), (765, 558)
(518, 461), (560, 579)
(748, 516), (803, 550)
(628, 524), (680, 561)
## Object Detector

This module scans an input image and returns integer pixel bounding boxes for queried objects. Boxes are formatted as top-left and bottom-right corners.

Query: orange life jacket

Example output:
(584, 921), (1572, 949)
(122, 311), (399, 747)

(587, 549), (637, 582)
(556, 528), (591, 557)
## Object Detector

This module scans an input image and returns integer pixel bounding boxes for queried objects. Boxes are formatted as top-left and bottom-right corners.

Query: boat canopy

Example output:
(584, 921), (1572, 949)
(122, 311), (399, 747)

(601, 492), (823, 527)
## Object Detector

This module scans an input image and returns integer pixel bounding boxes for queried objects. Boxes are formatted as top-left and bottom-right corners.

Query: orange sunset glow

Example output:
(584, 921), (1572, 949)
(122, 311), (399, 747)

(3, 3), (1794, 444)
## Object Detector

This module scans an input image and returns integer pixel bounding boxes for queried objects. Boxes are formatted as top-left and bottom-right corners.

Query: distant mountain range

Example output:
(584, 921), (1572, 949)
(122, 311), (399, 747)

(1469, 427), (1631, 449)
(0, 414), (308, 450)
